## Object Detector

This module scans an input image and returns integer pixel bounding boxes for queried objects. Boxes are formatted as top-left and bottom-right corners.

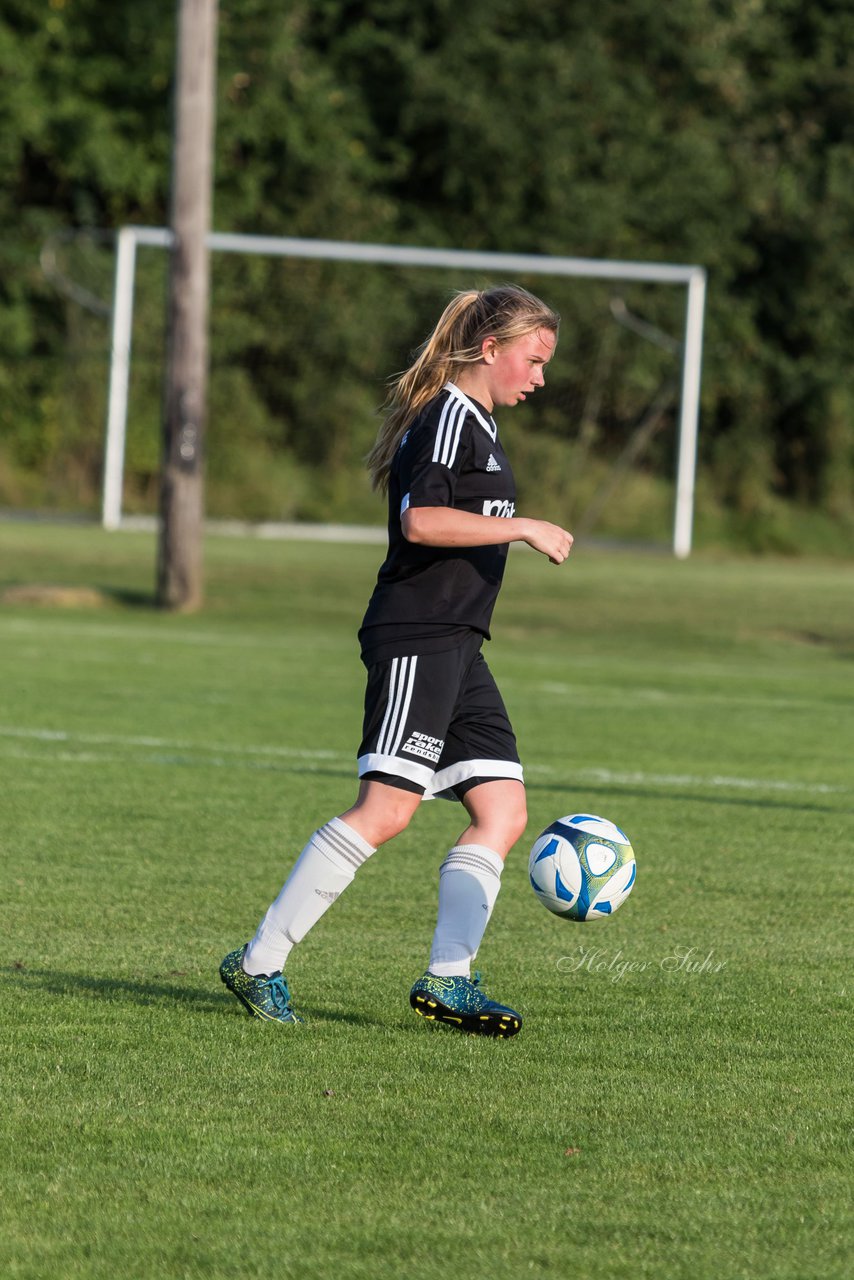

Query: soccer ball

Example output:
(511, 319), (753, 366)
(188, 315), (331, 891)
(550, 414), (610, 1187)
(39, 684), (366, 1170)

(529, 813), (636, 922)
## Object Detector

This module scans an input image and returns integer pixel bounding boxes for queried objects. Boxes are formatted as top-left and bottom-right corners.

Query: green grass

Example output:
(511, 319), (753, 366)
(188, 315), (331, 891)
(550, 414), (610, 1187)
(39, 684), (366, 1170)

(1, 522), (852, 1280)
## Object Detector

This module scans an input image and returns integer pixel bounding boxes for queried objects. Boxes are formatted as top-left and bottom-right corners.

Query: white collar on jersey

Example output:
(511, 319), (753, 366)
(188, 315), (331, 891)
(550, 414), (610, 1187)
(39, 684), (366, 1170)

(443, 382), (498, 442)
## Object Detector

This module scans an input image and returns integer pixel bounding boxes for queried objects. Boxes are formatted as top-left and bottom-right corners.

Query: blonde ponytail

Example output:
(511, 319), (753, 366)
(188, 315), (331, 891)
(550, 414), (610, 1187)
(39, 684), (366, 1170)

(366, 284), (559, 493)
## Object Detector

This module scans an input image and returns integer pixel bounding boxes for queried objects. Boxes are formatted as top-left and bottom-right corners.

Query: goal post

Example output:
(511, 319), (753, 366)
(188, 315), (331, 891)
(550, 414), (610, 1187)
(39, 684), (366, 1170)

(102, 227), (706, 556)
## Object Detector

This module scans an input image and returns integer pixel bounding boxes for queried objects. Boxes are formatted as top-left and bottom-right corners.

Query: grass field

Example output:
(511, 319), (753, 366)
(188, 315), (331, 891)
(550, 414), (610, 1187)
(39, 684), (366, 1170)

(1, 522), (852, 1280)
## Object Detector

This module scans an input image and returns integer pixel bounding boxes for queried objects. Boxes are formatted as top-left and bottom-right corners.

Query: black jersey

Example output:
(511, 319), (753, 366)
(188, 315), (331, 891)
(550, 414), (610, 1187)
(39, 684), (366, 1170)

(359, 382), (516, 664)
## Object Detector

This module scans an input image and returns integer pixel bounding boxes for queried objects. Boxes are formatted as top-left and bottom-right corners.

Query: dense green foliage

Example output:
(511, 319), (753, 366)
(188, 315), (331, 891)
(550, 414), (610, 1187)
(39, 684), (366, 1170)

(1, 1), (853, 549)
(1, 526), (853, 1278)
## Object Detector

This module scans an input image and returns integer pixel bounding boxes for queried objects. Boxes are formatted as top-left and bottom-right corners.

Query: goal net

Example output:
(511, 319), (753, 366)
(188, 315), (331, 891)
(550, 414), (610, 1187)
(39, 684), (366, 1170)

(46, 229), (706, 555)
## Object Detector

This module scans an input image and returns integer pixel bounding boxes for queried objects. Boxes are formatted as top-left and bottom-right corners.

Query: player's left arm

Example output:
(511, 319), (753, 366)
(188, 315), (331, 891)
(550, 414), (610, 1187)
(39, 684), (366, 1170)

(402, 506), (573, 564)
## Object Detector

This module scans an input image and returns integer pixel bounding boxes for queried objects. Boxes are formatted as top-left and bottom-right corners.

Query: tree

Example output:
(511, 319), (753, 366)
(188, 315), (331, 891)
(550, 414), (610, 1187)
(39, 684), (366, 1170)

(2, 0), (852, 550)
(156, 0), (218, 612)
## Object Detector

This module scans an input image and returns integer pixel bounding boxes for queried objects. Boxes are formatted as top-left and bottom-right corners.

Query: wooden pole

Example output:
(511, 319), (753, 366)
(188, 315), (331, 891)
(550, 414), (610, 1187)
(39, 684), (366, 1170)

(156, 0), (218, 611)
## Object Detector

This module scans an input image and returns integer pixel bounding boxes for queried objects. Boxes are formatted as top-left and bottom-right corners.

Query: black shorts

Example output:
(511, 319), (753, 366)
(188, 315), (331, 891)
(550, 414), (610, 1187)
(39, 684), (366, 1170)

(357, 632), (522, 801)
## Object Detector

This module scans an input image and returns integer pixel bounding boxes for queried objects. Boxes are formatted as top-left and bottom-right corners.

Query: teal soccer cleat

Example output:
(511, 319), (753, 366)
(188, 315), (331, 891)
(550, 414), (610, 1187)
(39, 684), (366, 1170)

(409, 971), (522, 1038)
(219, 945), (302, 1024)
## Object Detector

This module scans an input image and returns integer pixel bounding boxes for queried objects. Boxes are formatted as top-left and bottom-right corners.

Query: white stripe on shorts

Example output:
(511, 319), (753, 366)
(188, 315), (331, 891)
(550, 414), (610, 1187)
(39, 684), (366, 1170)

(425, 758), (525, 801)
(376, 656), (418, 759)
(357, 751), (434, 791)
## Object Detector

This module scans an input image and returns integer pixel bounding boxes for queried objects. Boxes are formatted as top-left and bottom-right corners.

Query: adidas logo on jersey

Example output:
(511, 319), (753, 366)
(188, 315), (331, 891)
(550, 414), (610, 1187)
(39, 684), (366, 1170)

(485, 453), (502, 472)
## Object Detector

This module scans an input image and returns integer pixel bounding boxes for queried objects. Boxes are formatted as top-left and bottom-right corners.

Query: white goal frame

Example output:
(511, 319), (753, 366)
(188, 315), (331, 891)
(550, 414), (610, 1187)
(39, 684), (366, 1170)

(102, 227), (707, 556)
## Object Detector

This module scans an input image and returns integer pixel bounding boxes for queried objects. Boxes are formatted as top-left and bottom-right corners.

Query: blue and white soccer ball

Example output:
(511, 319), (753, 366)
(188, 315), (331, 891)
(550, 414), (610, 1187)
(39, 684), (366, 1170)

(529, 813), (636, 922)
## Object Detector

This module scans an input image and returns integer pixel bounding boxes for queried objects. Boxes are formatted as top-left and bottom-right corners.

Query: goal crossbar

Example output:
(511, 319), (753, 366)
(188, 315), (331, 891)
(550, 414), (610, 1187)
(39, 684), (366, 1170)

(103, 226), (707, 555)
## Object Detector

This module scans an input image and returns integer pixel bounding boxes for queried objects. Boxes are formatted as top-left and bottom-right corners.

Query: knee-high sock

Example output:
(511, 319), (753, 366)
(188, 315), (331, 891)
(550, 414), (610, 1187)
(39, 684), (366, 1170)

(428, 844), (504, 978)
(243, 817), (376, 976)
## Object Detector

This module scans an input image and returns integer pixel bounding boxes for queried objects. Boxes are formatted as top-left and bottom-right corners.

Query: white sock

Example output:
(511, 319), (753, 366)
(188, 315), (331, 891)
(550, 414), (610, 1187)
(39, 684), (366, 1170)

(428, 844), (504, 978)
(243, 817), (376, 976)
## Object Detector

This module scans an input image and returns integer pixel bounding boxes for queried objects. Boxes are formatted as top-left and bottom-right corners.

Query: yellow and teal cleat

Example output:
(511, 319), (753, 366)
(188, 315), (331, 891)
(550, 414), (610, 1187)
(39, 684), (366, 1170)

(409, 971), (521, 1038)
(219, 944), (302, 1024)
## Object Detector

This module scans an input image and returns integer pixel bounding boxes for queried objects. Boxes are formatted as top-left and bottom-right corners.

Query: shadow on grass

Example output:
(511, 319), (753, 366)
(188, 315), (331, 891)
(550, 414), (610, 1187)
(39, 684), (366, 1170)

(295, 1002), (390, 1029)
(2, 967), (229, 1014)
(0, 966), (390, 1029)
(526, 778), (852, 816)
(99, 586), (158, 610)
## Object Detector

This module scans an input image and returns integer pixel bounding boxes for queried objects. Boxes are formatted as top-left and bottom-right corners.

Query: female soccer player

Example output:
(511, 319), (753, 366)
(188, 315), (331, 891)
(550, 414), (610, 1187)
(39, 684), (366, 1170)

(220, 284), (573, 1036)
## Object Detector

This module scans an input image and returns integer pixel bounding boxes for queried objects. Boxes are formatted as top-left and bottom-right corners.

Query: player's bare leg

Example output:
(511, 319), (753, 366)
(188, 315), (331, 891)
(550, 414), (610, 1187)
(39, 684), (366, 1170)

(339, 778), (422, 848)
